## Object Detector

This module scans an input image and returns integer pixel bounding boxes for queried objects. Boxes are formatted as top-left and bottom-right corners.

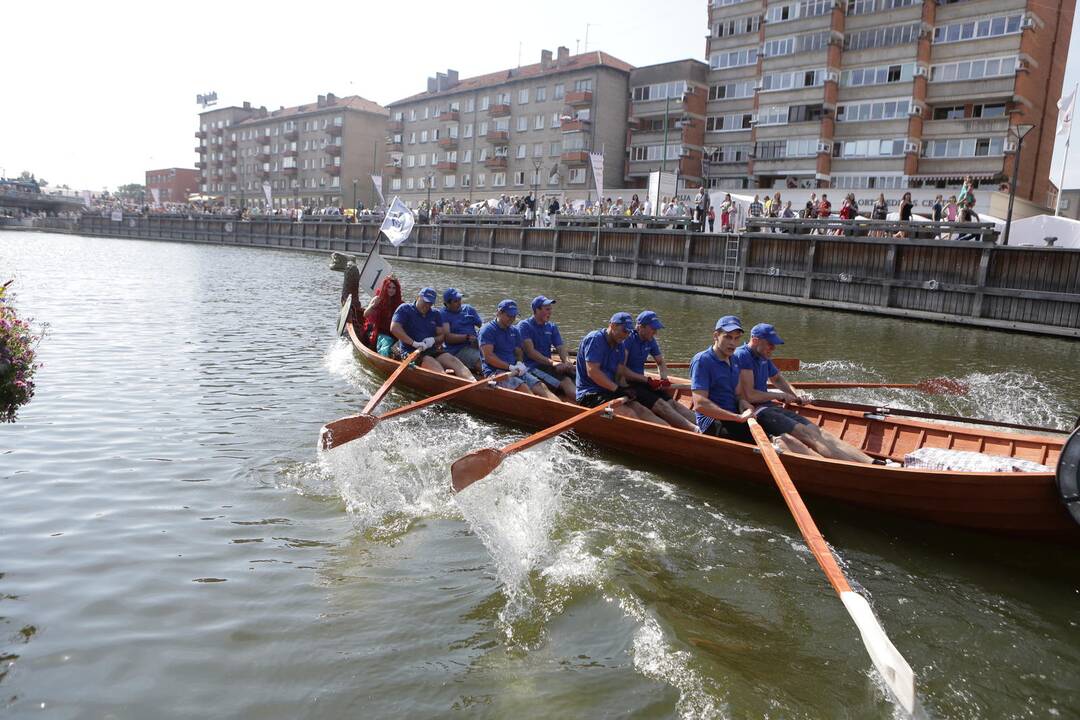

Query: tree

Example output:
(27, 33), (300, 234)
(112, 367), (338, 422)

(115, 183), (146, 200)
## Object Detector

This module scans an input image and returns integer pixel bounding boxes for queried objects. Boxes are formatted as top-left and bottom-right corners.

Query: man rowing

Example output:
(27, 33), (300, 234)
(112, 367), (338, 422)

(689, 315), (755, 441)
(478, 299), (558, 397)
(518, 295), (577, 401)
(390, 287), (474, 378)
(440, 287), (483, 375)
(735, 323), (874, 463)
(575, 312), (666, 423)
(618, 311), (698, 430)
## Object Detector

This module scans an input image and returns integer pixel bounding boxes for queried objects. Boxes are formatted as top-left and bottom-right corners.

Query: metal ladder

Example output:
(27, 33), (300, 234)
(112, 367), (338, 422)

(721, 234), (740, 297)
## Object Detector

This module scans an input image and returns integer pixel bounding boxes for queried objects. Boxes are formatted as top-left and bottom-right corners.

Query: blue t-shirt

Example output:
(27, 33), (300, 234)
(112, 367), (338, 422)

(516, 316), (564, 369)
(732, 344), (779, 393)
(575, 329), (626, 400)
(391, 302), (443, 352)
(689, 347), (742, 432)
(624, 329), (662, 376)
(478, 320), (522, 376)
(441, 303), (483, 356)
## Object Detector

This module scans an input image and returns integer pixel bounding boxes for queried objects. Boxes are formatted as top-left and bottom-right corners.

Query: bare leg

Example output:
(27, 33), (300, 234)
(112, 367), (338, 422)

(530, 382), (558, 400)
(630, 402), (670, 426)
(791, 424), (873, 464)
(611, 405), (638, 419)
(436, 352), (474, 380)
(653, 400), (697, 431)
(777, 434), (822, 457)
(419, 356), (443, 373)
(664, 393), (697, 424)
(558, 377), (579, 403)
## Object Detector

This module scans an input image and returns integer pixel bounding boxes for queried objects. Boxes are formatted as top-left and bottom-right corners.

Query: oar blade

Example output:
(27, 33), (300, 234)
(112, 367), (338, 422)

(451, 448), (506, 493)
(840, 591), (915, 715)
(319, 413), (380, 451)
(337, 295), (352, 337)
(918, 377), (969, 396)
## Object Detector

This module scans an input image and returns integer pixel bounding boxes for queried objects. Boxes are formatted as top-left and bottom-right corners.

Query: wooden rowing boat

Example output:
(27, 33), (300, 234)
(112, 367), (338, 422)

(345, 324), (1079, 543)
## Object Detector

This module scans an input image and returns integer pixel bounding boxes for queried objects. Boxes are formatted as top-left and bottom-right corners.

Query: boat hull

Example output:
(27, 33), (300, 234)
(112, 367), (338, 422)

(346, 325), (1080, 543)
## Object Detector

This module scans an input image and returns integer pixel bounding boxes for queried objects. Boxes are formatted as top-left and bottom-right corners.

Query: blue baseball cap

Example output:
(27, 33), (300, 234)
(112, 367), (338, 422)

(715, 315), (743, 332)
(531, 295), (556, 311)
(419, 287), (437, 304)
(610, 311), (635, 331)
(636, 310), (664, 329)
(497, 299), (519, 317)
(443, 287), (464, 303)
(751, 322), (784, 345)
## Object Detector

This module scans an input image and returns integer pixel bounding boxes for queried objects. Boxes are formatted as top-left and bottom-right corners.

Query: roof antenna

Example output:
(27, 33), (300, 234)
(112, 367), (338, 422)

(518, 41), (522, 68)
(585, 23), (592, 52)
(575, 39), (580, 54)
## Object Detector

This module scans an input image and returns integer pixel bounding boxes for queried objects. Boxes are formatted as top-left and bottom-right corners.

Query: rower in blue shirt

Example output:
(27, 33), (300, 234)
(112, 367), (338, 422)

(518, 295), (577, 402)
(734, 323), (873, 463)
(618, 311), (698, 430)
(478, 299), (557, 397)
(574, 312), (662, 421)
(390, 287), (473, 378)
(688, 315), (754, 442)
(440, 288), (483, 374)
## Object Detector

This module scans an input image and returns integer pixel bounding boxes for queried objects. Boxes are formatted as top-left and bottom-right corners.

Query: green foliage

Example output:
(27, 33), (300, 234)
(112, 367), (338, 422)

(0, 281), (44, 423)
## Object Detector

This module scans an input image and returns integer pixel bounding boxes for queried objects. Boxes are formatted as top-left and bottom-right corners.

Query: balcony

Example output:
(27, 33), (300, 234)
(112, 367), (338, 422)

(438, 136), (458, 149)
(436, 161), (458, 172)
(566, 90), (592, 106)
(210, 127), (224, 136)
(486, 130), (510, 144)
(226, 172), (238, 182)
(327, 165), (341, 176)
(561, 150), (589, 164)
(284, 129), (299, 141)
(282, 166), (298, 175)
(225, 139), (237, 149)
(386, 138), (403, 151)
(560, 118), (590, 133)
(921, 116), (1010, 139)
(195, 161), (205, 169)
(384, 164), (402, 176)
(195, 145), (207, 154)
(326, 144), (342, 156)
(327, 124), (343, 136)
(195, 130), (207, 140)
(488, 103), (511, 118)
(442, 110), (460, 122)
(258, 168), (270, 179)
(257, 152), (270, 163)
(284, 148), (299, 158)
(484, 156), (508, 170)
(387, 120), (403, 133)
(210, 172), (223, 181)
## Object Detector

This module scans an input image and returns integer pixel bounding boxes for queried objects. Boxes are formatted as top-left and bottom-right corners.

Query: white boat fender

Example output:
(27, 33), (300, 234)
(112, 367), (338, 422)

(1057, 427), (1080, 526)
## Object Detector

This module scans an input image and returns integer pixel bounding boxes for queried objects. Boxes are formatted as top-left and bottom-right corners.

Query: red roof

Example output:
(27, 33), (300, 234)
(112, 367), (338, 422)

(388, 51), (634, 106)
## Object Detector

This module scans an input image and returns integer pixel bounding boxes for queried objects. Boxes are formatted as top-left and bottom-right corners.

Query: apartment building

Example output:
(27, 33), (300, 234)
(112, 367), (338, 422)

(704, 0), (1074, 202)
(384, 47), (632, 204)
(145, 168), (199, 204)
(626, 60), (711, 189)
(196, 93), (388, 209)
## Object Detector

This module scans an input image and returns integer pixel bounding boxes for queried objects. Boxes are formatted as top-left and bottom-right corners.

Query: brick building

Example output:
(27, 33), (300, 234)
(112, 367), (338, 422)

(196, 93), (388, 209)
(703, 0), (1075, 202)
(384, 47), (632, 205)
(145, 168), (200, 204)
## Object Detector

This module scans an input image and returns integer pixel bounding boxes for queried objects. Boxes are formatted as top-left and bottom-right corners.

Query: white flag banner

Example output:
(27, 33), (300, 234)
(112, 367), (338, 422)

(359, 249), (394, 295)
(589, 152), (604, 202)
(379, 196), (415, 246)
(150, 187), (160, 205)
(81, 190), (92, 207)
(262, 181), (273, 207)
(370, 174), (385, 205)
(1057, 85), (1077, 137)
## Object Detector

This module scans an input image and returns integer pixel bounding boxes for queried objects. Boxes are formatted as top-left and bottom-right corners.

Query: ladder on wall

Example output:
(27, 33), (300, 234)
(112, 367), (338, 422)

(721, 235), (740, 297)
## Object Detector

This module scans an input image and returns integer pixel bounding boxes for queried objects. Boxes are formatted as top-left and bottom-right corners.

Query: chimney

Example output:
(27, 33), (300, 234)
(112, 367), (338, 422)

(557, 46), (569, 65)
(326, 92), (336, 104)
(242, 101), (251, 110)
(427, 77), (437, 93)
(447, 69), (459, 87)
(317, 94), (327, 107)
(436, 71), (448, 92)
(541, 49), (553, 68)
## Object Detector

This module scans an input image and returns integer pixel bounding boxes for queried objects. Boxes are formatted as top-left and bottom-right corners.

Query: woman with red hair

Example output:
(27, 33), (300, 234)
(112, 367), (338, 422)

(362, 275), (402, 356)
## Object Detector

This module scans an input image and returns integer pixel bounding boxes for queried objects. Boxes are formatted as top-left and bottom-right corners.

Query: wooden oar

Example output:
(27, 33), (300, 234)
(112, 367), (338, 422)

(361, 348), (421, 415)
(320, 372), (511, 450)
(451, 397), (629, 493)
(803, 398), (1067, 435)
(746, 418), (915, 714)
(790, 377), (968, 395)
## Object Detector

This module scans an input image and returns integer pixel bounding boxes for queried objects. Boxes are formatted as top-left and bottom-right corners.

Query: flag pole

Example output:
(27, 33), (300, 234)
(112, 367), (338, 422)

(1056, 83), (1077, 217)
(1057, 136), (1070, 216)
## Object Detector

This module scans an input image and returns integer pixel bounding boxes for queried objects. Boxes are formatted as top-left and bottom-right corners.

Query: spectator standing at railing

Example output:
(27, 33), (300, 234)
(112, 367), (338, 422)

(804, 193), (816, 219)
(933, 194), (943, 223)
(781, 201), (795, 219)
(749, 195), (763, 220)
(707, 204), (716, 232)
(719, 194), (733, 232)
(817, 194), (831, 219)
(894, 192), (914, 239)
(945, 195), (958, 222)
(870, 193), (888, 237)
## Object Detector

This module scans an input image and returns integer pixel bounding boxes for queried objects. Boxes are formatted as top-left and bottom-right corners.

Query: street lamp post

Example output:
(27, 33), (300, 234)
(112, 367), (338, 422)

(426, 173), (434, 213)
(352, 179), (358, 212)
(1002, 123), (1036, 246)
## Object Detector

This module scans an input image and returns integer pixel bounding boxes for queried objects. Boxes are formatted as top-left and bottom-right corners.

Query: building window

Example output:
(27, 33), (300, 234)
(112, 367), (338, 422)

(934, 14), (1024, 44)
(462, 174), (471, 187)
(391, 178), (402, 190)
(519, 88), (529, 104)
(480, 96), (490, 110)
(763, 31), (829, 58)
(406, 178), (415, 190)
(445, 176), (456, 188)
(407, 155), (416, 167)
(756, 106), (789, 126)
(574, 78), (592, 92)
(847, 0), (916, 14)
(844, 22), (919, 50)
(492, 172), (506, 187)
(709, 48), (758, 70)
(922, 137), (1007, 157)
(420, 130), (428, 143)
(788, 104), (824, 123)
(841, 63), (914, 87)
(513, 171), (526, 185)
(707, 113), (754, 132)
(463, 149), (472, 163)
(516, 144), (527, 159)
(533, 142), (544, 157)
(496, 92), (511, 105)
(930, 56), (1017, 83)
(476, 174), (485, 187)
(535, 114), (545, 130)
(765, 0), (830, 23)
(707, 144), (752, 163)
(463, 123), (473, 138)
(549, 142), (562, 156)
(836, 98), (911, 122)
(553, 84), (565, 99)
(517, 116), (529, 132)
(714, 14), (759, 37)
(536, 86), (547, 102)
(709, 80), (757, 100)
(632, 81), (688, 102)
(566, 168), (585, 184)
(833, 138), (905, 158)
(761, 69), (825, 92)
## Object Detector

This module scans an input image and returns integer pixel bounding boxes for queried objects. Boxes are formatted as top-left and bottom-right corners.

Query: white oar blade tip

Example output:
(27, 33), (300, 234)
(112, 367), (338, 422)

(840, 591), (915, 715)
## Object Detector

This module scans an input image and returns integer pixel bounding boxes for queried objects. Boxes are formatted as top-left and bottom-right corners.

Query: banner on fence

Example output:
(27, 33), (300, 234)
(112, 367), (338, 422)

(371, 175), (384, 206)
(150, 188), (160, 206)
(589, 152), (604, 201)
(262, 181), (273, 207)
(110, 210), (123, 222)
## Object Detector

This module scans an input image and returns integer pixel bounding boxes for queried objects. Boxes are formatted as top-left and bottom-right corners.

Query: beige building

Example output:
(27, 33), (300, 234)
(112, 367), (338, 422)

(704, 0), (1074, 202)
(384, 47), (632, 205)
(196, 93), (388, 209)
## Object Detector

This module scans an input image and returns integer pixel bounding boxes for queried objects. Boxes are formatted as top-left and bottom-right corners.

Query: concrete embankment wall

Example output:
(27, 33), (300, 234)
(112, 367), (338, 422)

(71, 214), (1080, 339)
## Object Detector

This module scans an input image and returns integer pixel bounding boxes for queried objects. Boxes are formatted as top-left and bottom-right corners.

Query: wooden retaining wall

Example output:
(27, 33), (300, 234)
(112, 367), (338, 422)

(72, 214), (1080, 338)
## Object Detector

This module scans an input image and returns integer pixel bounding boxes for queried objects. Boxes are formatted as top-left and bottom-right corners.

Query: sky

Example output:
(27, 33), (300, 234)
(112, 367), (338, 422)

(2, 0), (1077, 192)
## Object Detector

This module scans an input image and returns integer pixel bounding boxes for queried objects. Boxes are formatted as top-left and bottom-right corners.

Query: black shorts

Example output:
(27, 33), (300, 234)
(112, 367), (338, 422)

(625, 381), (664, 410)
(703, 420), (754, 444)
(755, 406), (812, 437)
(396, 343), (441, 363)
(578, 387), (628, 408)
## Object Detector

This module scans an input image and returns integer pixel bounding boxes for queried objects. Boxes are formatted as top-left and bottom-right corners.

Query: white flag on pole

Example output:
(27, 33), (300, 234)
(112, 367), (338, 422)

(262, 181), (273, 207)
(1057, 85), (1077, 137)
(359, 249), (394, 295)
(150, 187), (160, 205)
(380, 196), (415, 246)
(589, 152), (604, 202)
(371, 175), (385, 206)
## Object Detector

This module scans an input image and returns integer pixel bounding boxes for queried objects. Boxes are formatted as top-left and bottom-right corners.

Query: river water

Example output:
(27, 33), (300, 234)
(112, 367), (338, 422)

(2, 231), (1078, 720)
